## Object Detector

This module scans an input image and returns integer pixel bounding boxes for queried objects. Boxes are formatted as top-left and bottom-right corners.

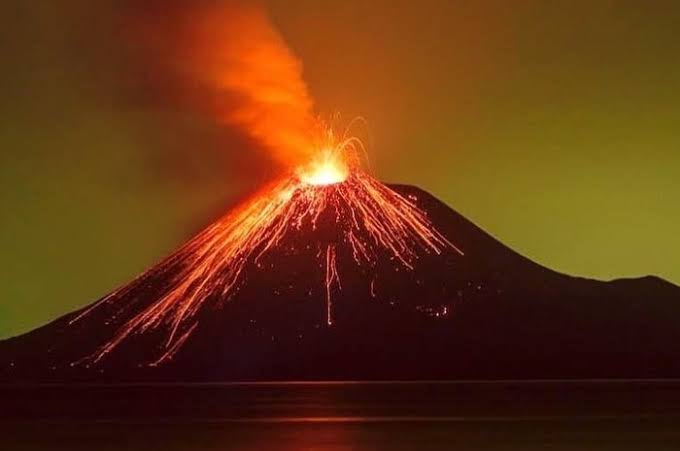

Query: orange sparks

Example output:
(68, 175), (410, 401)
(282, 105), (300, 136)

(74, 5), (464, 365)
(298, 151), (348, 186)
(325, 245), (340, 326)
(72, 125), (463, 364)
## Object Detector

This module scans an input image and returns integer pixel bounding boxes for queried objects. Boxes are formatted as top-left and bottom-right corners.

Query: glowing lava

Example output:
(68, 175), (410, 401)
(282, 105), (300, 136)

(298, 151), (348, 186)
(70, 4), (463, 366)
(297, 124), (358, 186)
(71, 124), (463, 365)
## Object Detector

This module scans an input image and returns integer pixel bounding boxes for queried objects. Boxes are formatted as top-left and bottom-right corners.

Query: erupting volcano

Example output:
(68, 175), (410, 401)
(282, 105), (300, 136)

(68, 123), (463, 365)
(2, 2), (680, 382)
(42, 2), (467, 366)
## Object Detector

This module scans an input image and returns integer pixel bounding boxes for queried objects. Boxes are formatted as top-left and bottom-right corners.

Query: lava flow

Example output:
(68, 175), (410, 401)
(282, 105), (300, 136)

(71, 124), (463, 364)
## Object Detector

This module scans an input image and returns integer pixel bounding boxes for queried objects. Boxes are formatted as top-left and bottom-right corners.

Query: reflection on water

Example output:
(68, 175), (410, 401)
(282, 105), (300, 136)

(6, 419), (680, 451)
(3, 381), (680, 450)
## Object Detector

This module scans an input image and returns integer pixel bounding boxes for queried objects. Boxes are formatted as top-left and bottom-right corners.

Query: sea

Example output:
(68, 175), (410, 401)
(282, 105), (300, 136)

(3, 380), (680, 450)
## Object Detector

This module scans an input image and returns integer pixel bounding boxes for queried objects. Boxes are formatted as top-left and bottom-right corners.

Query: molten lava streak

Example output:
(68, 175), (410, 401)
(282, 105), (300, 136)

(71, 126), (463, 364)
(65, 3), (465, 366)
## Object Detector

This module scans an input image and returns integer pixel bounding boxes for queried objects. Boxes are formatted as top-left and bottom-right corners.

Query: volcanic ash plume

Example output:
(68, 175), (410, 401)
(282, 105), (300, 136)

(135, 1), (317, 167)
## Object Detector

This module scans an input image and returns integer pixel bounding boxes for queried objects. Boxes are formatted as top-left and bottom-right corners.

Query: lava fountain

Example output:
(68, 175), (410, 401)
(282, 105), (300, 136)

(72, 123), (462, 364)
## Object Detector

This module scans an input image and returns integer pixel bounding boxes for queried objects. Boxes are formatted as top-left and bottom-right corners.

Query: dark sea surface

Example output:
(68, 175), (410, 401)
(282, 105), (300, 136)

(3, 380), (680, 450)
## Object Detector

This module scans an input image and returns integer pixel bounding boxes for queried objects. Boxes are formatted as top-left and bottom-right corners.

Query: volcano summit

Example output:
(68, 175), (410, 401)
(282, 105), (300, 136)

(1, 173), (679, 382)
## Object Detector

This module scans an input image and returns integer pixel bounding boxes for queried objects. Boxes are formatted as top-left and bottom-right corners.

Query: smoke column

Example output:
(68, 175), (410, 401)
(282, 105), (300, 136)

(127, 1), (317, 167)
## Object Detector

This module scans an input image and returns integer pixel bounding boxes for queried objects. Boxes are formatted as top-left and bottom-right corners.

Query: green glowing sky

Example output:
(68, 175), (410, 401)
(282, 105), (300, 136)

(1, 0), (679, 338)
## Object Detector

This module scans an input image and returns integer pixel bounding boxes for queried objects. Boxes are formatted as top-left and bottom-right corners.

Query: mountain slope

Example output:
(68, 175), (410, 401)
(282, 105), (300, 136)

(1, 184), (679, 381)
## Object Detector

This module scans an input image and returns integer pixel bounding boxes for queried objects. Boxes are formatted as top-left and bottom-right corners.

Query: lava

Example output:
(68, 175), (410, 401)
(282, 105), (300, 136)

(298, 150), (348, 186)
(71, 125), (463, 364)
(68, 3), (464, 365)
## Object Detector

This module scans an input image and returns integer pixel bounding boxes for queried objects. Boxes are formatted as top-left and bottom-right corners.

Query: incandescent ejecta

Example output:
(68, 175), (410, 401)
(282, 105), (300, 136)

(67, 2), (463, 364)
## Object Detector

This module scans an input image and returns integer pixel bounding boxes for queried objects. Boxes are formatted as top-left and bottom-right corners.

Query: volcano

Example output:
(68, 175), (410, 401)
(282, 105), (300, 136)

(1, 181), (679, 382)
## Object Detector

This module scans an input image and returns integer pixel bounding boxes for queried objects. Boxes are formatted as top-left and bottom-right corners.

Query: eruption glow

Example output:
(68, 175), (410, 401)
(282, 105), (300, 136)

(71, 2), (464, 365)
(298, 151), (348, 186)
(132, 1), (318, 166)
(74, 125), (462, 363)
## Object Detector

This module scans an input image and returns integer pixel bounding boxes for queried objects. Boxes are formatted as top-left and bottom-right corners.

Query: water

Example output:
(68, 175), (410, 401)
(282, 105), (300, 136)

(3, 380), (680, 450)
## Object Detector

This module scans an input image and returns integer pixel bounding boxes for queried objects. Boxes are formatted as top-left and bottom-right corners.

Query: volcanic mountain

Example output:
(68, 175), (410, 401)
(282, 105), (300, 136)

(1, 182), (679, 382)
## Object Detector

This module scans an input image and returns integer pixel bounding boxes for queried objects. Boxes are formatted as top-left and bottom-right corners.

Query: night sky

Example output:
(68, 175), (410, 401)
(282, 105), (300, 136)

(1, 0), (679, 339)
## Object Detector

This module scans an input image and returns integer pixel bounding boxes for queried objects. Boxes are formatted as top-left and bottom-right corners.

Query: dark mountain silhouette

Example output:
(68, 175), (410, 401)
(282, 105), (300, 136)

(1, 184), (679, 382)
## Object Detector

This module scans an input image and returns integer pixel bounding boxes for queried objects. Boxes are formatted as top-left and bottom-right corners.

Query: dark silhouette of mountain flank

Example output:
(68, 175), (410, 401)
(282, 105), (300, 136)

(1, 184), (679, 382)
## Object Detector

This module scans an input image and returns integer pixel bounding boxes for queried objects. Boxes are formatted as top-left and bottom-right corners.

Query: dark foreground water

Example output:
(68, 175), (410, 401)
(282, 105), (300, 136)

(3, 380), (680, 450)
